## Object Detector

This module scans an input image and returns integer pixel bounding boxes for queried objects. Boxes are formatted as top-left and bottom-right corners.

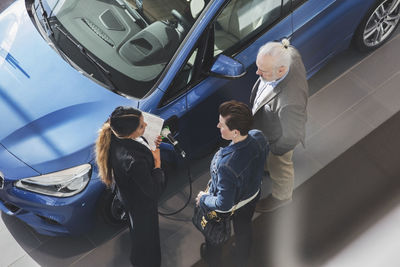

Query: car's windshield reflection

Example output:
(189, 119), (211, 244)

(34, 0), (201, 98)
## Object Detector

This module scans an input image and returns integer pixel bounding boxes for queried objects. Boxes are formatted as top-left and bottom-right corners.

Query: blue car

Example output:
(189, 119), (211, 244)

(0, 0), (399, 236)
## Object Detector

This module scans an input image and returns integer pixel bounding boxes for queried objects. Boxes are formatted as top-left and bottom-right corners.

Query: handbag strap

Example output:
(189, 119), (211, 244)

(215, 189), (260, 214)
(230, 203), (239, 216)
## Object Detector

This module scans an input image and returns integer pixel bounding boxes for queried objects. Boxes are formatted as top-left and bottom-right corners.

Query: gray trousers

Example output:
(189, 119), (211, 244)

(266, 149), (294, 200)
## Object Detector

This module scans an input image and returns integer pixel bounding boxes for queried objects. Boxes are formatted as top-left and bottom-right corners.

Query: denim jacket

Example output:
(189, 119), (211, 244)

(200, 130), (268, 212)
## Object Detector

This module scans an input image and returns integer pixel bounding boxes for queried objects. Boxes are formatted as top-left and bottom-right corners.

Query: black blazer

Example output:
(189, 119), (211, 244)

(110, 135), (166, 211)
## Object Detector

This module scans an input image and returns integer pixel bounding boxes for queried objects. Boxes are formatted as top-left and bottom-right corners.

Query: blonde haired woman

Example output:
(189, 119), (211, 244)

(96, 106), (166, 267)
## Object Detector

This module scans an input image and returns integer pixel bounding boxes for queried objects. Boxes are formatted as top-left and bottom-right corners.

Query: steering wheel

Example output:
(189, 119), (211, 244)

(171, 9), (191, 32)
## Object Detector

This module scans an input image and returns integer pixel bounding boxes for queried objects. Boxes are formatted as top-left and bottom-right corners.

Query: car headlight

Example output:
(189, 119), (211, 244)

(14, 164), (92, 197)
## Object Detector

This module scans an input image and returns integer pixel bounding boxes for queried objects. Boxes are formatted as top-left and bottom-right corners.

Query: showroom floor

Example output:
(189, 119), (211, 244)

(1, 1), (400, 267)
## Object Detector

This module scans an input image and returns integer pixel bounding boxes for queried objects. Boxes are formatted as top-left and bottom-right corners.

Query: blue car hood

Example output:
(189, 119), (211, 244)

(0, 1), (137, 175)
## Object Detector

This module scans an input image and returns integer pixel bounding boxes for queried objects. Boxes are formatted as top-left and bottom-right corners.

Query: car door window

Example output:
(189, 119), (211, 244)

(214, 0), (282, 56)
(161, 25), (214, 106)
(161, 48), (199, 105)
(162, 0), (284, 105)
(291, 0), (307, 9)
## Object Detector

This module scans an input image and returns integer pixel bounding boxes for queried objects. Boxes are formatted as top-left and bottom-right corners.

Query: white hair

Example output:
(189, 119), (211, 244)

(257, 38), (294, 69)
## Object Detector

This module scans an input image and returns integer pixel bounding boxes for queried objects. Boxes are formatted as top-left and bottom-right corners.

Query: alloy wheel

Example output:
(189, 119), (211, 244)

(363, 0), (400, 47)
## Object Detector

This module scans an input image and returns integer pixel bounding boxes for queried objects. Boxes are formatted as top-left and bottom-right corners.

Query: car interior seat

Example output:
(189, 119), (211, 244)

(214, 0), (280, 55)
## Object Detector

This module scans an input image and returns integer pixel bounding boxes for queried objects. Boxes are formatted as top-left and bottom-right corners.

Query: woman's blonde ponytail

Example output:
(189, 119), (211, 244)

(95, 122), (113, 187)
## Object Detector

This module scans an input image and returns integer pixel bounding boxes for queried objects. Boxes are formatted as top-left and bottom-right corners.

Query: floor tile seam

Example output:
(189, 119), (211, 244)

(293, 149), (324, 182)
(305, 110), (374, 148)
(159, 199), (195, 214)
(0, 228), (45, 261)
(329, 69), (400, 129)
(161, 198), (196, 210)
(159, 169), (208, 206)
(345, 79), (400, 130)
(160, 220), (194, 244)
(374, 70), (400, 104)
(308, 37), (398, 100)
(306, 89), (382, 141)
(293, 158), (324, 188)
(348, 70), (378, 93)
(349, 69), (400, 115)
(308, 59), (371, 100)
(307, 69), (378, 134)
(159, 180), (210, 209)
(67, 249), (97, 267)
(159, 211), (193, 222)
(307, 112), (325, 132)
(293, 169), (323, 191)
(304, 111), (376, 168)
(83, 233), (98, 248)
(28, 232), (99, 265)
(164, 188), (193, 200)
(27, 226), (52, 248)
(6, 255), (24, 267)
(68, 229), (130, 266)
(84, 225), (127, 248)
(294, 147), (325, 178)
(0, 225), (5, 235)
(348, 105), (377, 130)
(0, 218), (48, 251)
(356, 69), (400, 96)
(343, 72), (392, 129)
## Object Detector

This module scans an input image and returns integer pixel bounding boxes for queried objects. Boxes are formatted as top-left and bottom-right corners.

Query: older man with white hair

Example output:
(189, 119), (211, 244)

(251, 39), (308, 212)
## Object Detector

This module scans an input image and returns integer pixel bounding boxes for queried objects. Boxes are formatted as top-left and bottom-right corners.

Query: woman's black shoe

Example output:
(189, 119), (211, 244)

(200, 242), (208, 261)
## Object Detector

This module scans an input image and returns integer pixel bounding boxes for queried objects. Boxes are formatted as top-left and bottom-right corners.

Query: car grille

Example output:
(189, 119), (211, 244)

(0, 172), (4, 189)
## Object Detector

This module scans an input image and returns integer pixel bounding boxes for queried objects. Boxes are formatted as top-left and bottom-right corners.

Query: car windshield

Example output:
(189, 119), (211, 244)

(32, 0), (203, 98)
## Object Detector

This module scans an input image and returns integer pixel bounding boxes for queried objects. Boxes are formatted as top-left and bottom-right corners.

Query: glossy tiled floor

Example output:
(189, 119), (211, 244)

(1, 1), (400, 266)
(241, 107), (400, 267)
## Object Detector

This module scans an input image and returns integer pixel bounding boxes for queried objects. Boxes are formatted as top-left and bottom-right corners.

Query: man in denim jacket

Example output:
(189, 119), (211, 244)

(196, 100), (267, 267)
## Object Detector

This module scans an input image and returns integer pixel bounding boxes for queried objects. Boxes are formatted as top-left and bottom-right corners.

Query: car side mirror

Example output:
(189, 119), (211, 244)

(209, 54), (246, 79)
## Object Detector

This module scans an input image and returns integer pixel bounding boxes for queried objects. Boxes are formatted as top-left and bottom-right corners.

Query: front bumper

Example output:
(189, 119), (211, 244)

(0, 174), (104, 236)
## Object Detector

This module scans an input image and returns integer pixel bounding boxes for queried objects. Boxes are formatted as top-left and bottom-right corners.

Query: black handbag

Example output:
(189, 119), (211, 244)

(192, 205), (233, 246)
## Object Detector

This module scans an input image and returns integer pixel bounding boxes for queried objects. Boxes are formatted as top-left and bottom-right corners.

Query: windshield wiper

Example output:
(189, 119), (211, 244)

(34, 0), (75, 66)
(35, 0), (119, 94)
(38, 0), (54, 37)
(54, 25), (119, 94)
(114, 0), (148, 28)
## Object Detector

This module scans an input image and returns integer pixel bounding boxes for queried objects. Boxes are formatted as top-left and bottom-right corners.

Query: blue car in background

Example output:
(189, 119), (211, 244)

(0, 0), (399, 236)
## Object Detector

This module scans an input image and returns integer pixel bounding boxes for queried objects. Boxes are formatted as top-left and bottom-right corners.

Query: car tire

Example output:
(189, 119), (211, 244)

(354, 0), (400, 52)
(98, 188), (127, 226)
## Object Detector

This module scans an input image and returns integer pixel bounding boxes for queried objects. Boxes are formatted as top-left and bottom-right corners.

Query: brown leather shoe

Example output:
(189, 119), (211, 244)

(255, 194), (292, 213)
